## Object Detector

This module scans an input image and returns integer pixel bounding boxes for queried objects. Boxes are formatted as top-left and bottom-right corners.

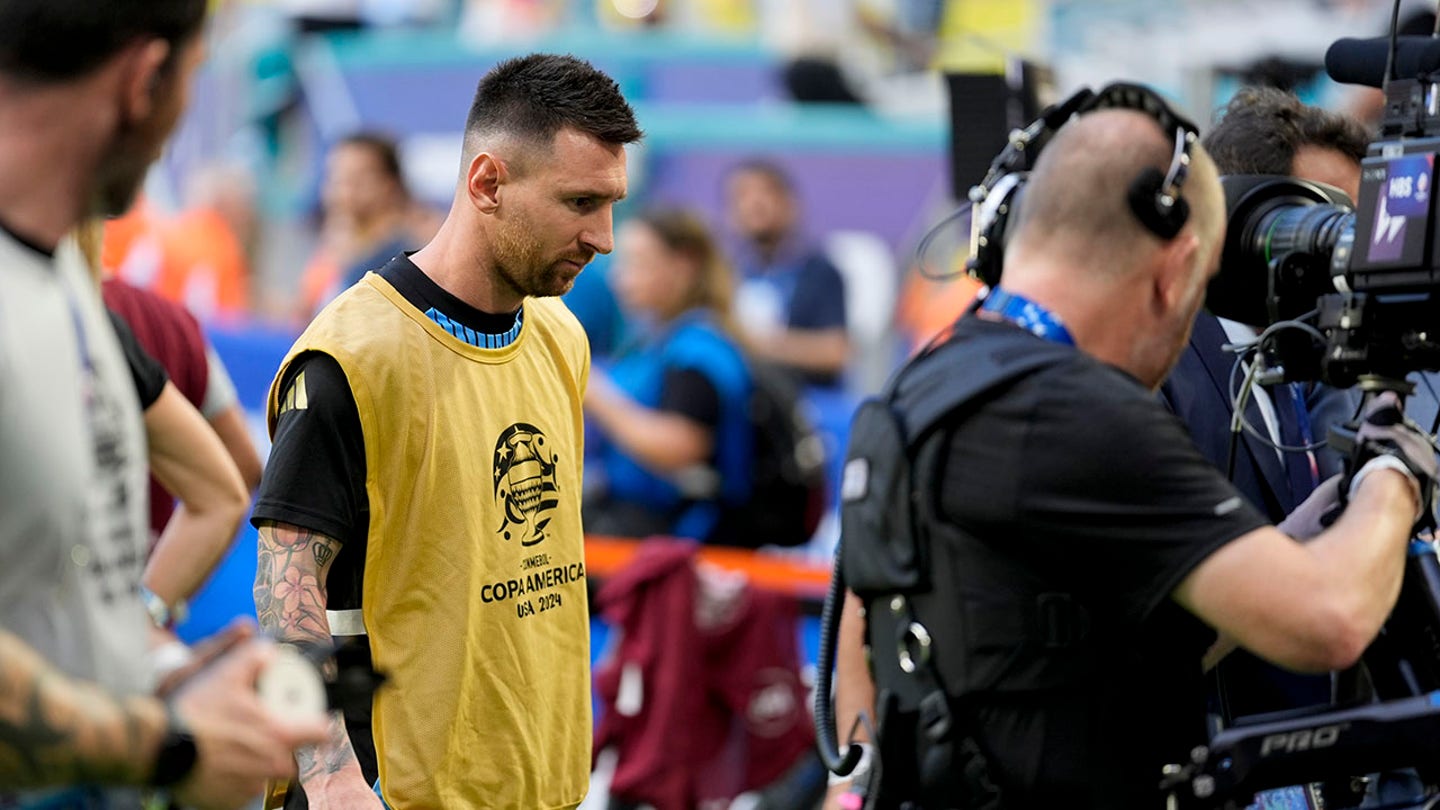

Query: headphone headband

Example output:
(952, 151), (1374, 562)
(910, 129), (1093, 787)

(961, 82), (1199, 286)
(1081, 82), (1199, 239)
(1079, 82), (1200, 141)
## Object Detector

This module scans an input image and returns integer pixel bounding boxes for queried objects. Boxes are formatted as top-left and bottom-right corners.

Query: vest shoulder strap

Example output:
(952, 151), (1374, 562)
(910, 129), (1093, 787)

(840, 324), (1070, 596)
(890, 325), (1073, 449)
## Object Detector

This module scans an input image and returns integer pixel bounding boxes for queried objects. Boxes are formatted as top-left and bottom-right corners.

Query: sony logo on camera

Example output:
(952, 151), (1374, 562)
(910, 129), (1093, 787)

(1257, 722), (1350, 757)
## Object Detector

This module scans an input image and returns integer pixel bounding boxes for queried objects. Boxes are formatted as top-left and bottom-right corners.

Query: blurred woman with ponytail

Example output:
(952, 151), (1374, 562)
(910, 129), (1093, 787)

(584, 208), (755, 544)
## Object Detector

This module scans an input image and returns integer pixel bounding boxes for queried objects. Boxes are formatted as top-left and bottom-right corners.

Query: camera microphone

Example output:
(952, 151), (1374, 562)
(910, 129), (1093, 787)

(1325, 35), (1440, 87)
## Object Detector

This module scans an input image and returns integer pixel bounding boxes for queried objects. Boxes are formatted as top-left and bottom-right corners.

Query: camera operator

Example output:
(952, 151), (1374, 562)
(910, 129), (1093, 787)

(1160, 86), (1370, 720)
(827, 105), (1435, 808)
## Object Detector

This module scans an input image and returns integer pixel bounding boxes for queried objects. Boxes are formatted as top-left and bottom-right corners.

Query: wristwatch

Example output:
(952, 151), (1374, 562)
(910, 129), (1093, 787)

(149, 702), (198, 788)
(139, 586), (188, 631)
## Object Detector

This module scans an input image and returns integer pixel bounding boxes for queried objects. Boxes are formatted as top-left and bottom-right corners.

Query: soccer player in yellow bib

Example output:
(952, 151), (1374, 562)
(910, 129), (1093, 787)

(252, 54), (642, 810)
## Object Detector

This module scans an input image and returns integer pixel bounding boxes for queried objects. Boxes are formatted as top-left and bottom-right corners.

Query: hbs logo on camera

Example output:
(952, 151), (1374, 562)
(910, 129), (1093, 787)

(1369, 152), (1433, 263)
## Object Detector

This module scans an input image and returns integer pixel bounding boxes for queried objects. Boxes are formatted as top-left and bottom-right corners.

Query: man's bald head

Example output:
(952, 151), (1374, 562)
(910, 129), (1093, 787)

(997, 108), (1227, 388)
(1009, 109), (1224, 274)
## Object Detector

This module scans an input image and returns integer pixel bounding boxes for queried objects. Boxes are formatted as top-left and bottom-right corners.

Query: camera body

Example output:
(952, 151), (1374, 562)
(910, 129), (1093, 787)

(1208, 77), (1440, 390)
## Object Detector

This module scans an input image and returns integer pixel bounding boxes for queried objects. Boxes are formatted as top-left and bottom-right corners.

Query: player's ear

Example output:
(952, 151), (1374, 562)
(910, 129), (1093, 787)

(119, 39), (172, 125)
(467, 153), (506, 215)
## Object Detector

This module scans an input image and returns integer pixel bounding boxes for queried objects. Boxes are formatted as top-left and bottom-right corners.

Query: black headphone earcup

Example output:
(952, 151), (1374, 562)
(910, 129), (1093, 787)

(967, 184), (1024, 288)
(1127, 167), (1189, 240)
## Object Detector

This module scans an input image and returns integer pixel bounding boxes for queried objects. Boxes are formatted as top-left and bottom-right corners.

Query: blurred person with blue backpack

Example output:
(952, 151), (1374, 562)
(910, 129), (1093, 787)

(587, 208), (830, 548)
(585, 209), (756, 544)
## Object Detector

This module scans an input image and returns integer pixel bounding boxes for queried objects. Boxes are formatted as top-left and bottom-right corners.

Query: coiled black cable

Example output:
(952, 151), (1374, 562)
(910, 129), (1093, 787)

(814, 542), (864, 776)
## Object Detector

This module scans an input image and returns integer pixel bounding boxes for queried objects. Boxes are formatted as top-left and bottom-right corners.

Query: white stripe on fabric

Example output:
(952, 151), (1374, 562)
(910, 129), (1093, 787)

(327, 609), (367, 636)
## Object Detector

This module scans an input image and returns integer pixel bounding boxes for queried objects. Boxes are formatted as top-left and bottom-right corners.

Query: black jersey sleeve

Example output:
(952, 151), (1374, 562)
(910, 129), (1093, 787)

(940, 359), (1270, 626)
(106, 309), (168, 410)
(251, 351), (368, 547)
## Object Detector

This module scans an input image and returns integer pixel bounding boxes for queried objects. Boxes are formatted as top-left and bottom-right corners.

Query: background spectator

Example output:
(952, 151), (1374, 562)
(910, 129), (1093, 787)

(726, 159), (850, 387)
(104, 166), (256, 324)
(585, 209), (755, 544)
(297, 131), (438, 318)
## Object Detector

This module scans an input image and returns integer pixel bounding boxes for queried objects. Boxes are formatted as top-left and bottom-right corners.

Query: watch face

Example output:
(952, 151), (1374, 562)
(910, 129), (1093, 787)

(141, 588), (171, 630)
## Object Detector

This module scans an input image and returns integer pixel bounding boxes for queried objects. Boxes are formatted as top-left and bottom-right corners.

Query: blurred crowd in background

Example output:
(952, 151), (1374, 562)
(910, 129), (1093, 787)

(98, 0), (1430, 570)
(37, 1), (1434, 806)
(111, 0), (1420, 325)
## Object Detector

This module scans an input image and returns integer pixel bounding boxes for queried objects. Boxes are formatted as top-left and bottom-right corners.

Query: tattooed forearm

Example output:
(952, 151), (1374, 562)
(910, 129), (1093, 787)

(296, 714), (358, 784)
(0, 629), (164, 787)
(253, 522), (343, 647)
(254, 523), (365, 791)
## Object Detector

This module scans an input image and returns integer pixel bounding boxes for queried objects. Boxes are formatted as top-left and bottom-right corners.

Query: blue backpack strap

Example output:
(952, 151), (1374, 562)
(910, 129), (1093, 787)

(656, 317), (754, 539)
(660, 318), (754, 497)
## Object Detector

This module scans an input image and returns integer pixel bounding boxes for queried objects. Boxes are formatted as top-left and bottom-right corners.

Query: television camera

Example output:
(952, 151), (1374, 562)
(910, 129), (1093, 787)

(814, 4), (1440, 809)
(1160, 16), (1440, 809)
(956, 22), (1440, 399)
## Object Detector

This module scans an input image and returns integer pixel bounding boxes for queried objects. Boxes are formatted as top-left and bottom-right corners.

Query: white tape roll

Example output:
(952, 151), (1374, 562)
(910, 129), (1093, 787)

(258, 644), (328, 722)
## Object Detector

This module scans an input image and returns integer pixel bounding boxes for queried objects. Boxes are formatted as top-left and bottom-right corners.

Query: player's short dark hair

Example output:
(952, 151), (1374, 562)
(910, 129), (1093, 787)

(1203, 86), (1370, 176)
(464, 54), (642, 152)
(0, 0), (207, 83)
(336, 131), (405, 184)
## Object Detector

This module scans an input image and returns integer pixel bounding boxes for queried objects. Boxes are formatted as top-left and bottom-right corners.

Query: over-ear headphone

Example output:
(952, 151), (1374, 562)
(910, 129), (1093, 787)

(955, 82), (1200, 287)
(1085, 83), (1197, 240)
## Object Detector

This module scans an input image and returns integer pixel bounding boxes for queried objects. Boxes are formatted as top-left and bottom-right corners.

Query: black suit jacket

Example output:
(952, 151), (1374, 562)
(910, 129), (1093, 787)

(1159, 310), (1358, 719)
(1159, 311), (1295, 522)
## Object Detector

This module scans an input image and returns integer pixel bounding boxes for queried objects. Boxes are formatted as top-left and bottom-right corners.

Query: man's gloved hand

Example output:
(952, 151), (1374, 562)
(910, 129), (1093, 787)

(1277, 475), (1343, 540)
(1339, 392), (1438, 533)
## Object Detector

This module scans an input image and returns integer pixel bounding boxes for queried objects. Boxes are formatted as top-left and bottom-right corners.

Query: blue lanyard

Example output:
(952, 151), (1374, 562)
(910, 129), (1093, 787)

(1289, 383), (1315, 445)
(1287, 381), (1319, 487)
(979, 287), (1075, 346)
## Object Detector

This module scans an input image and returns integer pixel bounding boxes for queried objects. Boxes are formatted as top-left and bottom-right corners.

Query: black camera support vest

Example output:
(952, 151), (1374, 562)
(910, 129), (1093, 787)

(836, 321), (1096, 809)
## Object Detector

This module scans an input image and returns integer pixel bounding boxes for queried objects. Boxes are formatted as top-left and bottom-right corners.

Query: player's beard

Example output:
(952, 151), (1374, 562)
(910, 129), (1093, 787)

(91, 148), (151, 219)
(90, 115), (163, 218)
(492, 218), (588, 299)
